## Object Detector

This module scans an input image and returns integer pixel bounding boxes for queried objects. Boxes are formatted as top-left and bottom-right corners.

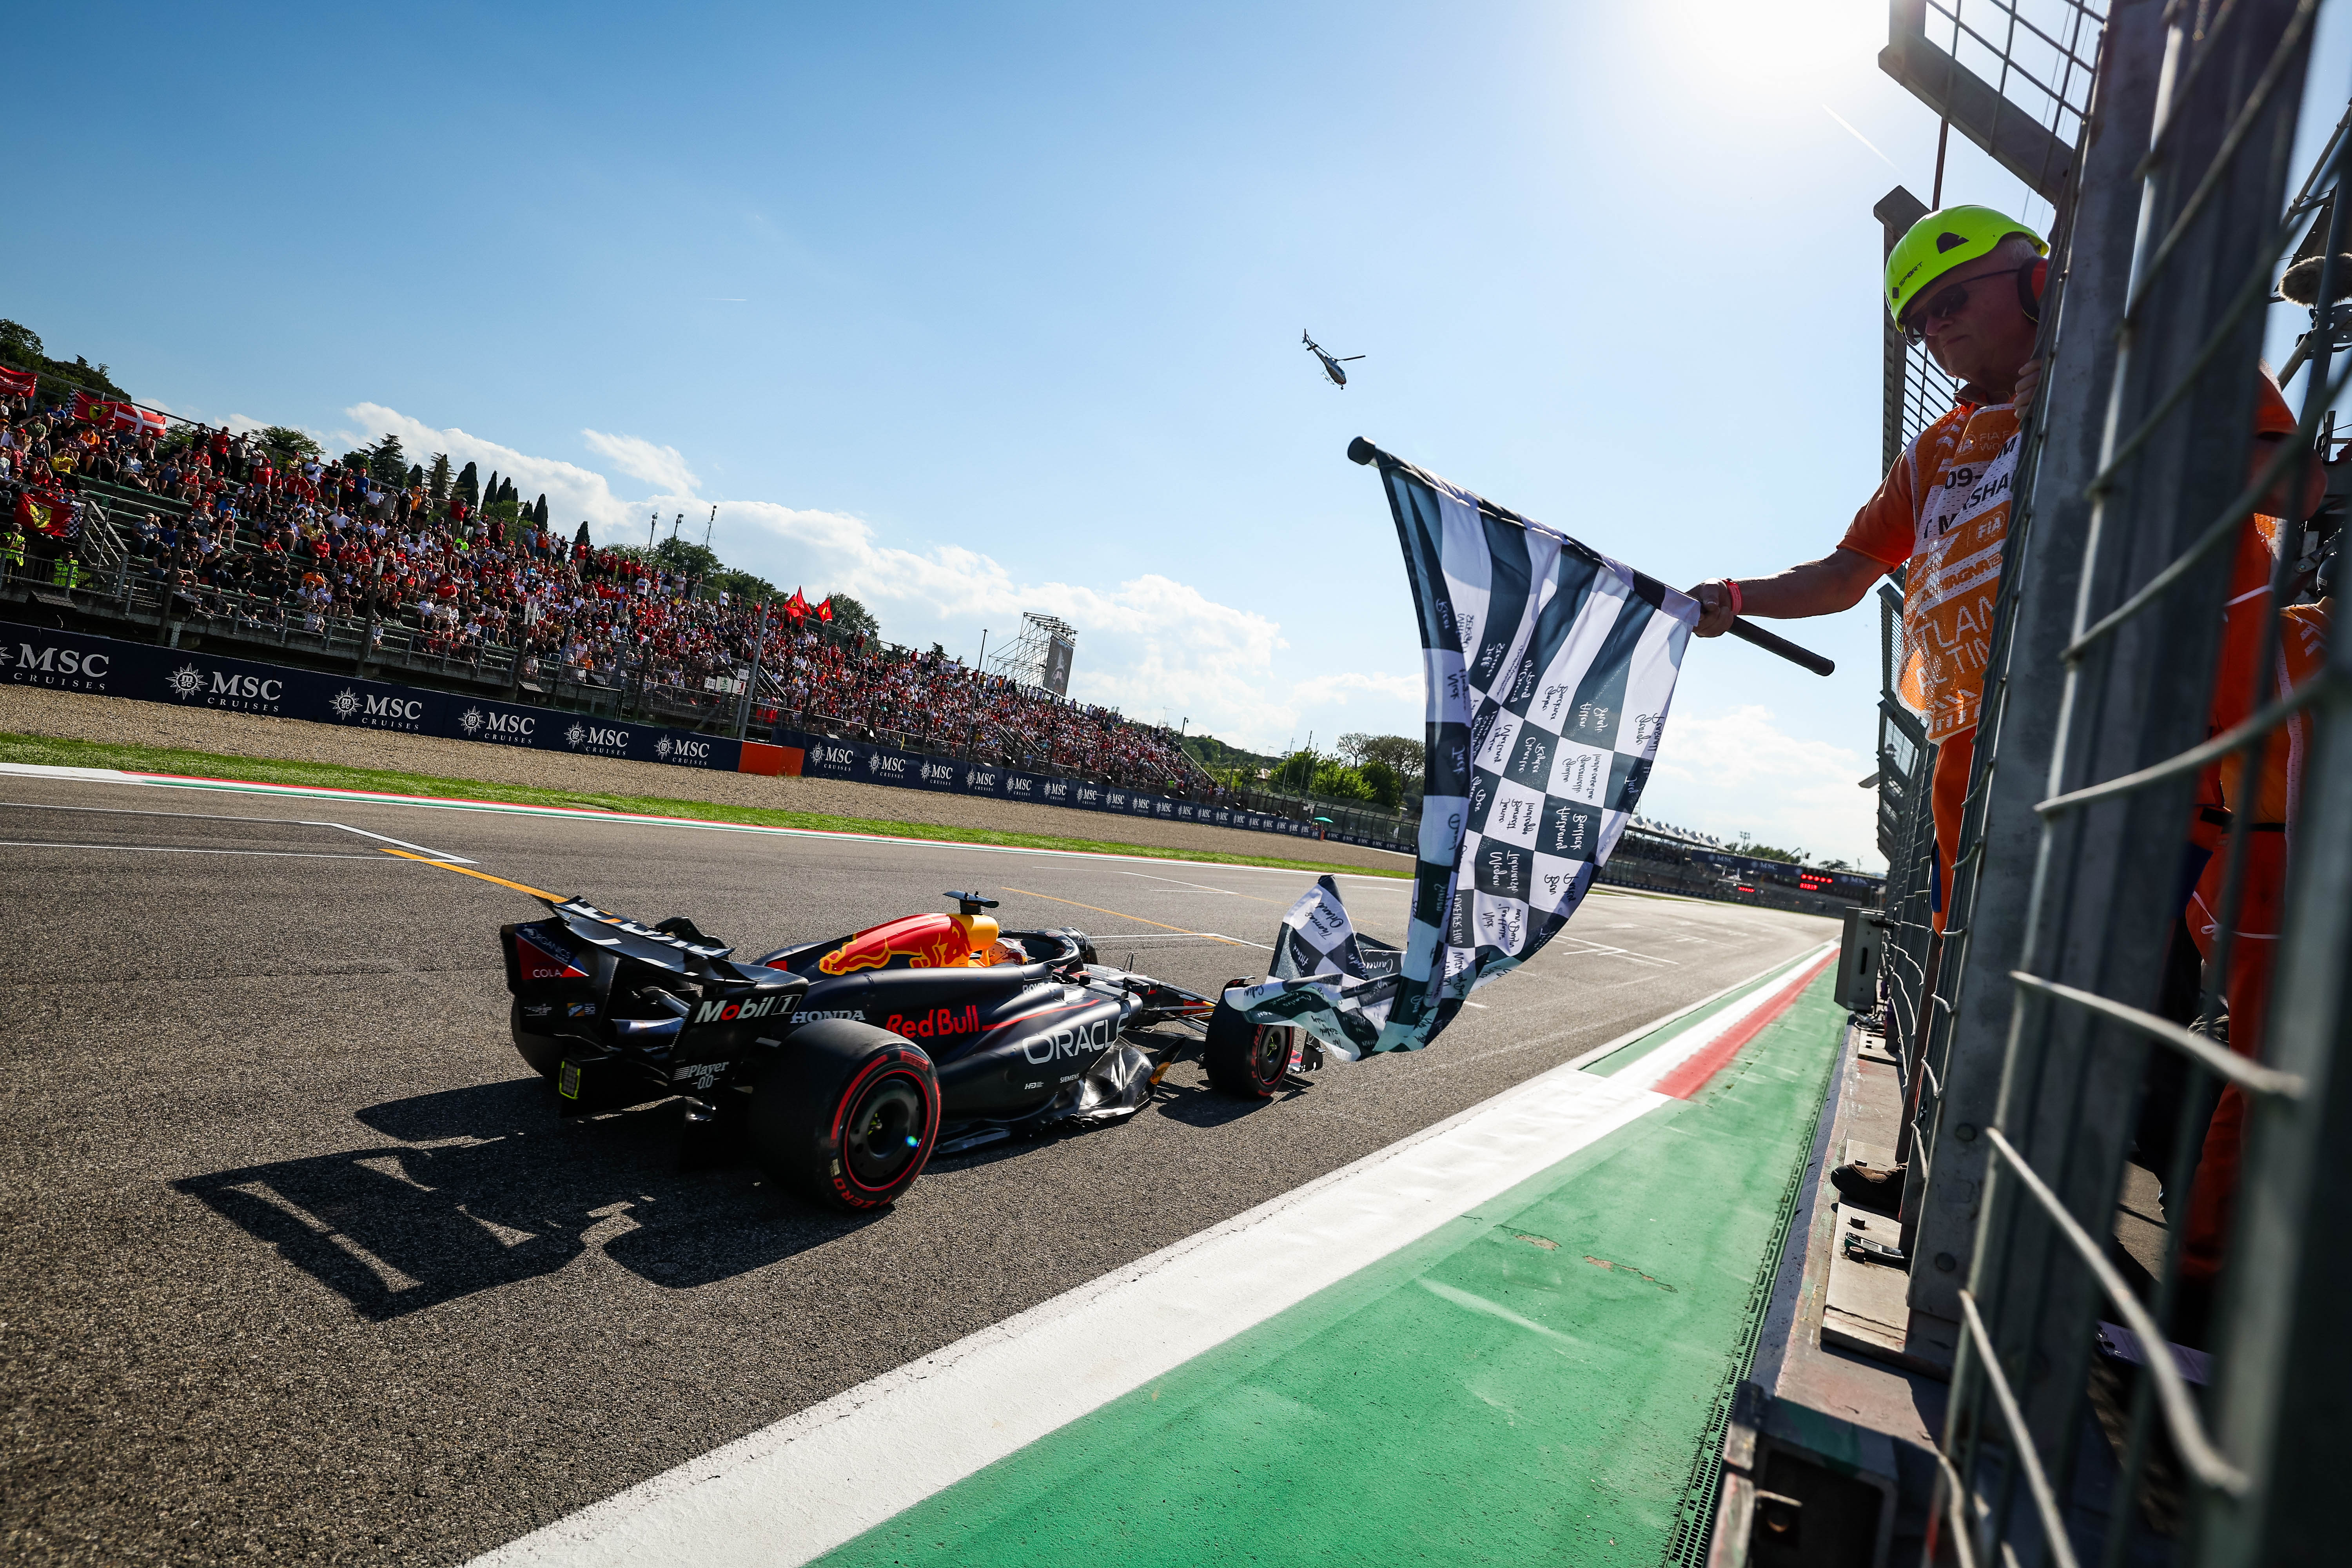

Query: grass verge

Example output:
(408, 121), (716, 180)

(0, 730), (1412, 879)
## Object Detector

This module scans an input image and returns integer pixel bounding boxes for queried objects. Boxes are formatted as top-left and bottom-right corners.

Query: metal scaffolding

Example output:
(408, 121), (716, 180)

(985, 610), (1078, 697)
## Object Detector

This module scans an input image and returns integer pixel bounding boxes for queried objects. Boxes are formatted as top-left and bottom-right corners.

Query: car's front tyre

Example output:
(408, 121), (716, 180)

(749, 1020), (940, 1210)
(1204, 981), (1293, 1100)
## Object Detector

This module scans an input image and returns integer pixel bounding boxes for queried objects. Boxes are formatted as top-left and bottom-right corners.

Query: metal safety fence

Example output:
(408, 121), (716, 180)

(1854, 0), (2352, 1561)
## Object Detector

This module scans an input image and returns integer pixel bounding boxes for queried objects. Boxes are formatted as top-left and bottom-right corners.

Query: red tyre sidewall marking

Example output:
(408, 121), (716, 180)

(826, 1047), (940, 1203)
(1252, 1026), (1283, 1097)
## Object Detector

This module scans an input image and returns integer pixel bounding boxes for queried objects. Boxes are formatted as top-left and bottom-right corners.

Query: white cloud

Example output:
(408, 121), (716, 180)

(1288, 670), (1422, 709)
(333, 402), (1306, 748)
(581, 429), (700, 496)
(1643, 702), (1881, 869)
(343, 403), (665, 530)
(719, 497), (1295, 742)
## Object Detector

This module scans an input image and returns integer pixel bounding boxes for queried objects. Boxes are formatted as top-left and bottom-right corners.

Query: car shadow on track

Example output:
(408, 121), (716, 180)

(174, 1078), (880, 1320)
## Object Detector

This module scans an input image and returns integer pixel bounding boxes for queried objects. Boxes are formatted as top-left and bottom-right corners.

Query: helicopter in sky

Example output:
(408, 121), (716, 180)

(1302, 331), (1365, 388)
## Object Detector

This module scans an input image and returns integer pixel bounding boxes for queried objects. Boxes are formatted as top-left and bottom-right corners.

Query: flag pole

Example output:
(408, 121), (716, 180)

(1345, 437), (1835, 677)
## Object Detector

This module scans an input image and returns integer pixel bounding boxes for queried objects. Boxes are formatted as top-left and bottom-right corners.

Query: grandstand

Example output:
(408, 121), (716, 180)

(0, 386), (1204, 796)
(0, 372), (1877, 886)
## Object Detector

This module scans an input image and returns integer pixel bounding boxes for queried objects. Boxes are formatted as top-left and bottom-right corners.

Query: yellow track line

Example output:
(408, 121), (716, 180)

(377, 846), (564, 902)
(999, 886), (1244, 946)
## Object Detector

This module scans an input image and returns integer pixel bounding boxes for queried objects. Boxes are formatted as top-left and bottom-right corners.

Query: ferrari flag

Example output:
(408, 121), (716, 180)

(15, 489), (70, 537)
(1229, 450), (1697, 1055)
(0, 367), (34, 399)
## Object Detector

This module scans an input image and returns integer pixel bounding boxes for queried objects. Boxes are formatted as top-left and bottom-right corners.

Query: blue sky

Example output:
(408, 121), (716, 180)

(9, 2), (2345, 867)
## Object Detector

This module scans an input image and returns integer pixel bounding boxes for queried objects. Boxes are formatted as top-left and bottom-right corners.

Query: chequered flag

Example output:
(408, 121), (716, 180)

(1225, 875), (1403, 1061)
(1231, 451), (1695, 1055)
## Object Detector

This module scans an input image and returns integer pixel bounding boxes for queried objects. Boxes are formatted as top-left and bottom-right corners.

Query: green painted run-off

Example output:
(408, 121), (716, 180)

(816, 966), (1847, 1567)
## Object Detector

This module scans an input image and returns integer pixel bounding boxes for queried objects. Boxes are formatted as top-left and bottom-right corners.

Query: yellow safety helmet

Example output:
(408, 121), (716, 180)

(1885, 205), (2048, 325)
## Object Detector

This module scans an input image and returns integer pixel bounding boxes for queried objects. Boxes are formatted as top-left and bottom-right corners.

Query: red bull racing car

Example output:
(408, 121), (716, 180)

(500, 887), (1312, 1210)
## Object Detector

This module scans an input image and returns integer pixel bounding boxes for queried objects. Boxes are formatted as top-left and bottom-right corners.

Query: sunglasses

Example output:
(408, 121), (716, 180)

(1899, 264), (2034, 345)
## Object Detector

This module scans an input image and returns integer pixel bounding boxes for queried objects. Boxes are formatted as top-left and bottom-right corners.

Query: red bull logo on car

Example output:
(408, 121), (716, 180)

(816, 913), (978, 976)
(884, 1005), (982, 1039)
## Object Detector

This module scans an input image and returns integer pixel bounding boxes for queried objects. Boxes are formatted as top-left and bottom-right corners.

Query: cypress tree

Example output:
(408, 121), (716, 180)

(367, 433), (406, 486)
(454, 461), (479, 507)
(427, 453), (452, 504)
(407, 463), (424, 487)
(483, 470), (500, 507)
(532, 494), (550, 527)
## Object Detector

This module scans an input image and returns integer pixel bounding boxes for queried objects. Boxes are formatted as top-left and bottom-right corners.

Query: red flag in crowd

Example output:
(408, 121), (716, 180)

(815, 596), (833, 622)
(69, 390), (105, 423)
(786, 587), (810, 622)
(0, 367), (34, 398)
(14, 490), (69, 537)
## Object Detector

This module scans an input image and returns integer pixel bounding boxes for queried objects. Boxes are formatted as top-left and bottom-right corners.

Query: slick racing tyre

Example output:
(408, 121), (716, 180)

(1204, 980), (1292, 1100)
(749, 1020), (940, 1211)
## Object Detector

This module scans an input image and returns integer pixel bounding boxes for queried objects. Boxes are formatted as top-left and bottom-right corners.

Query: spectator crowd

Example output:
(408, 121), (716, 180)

(0, 383), (1198, 791)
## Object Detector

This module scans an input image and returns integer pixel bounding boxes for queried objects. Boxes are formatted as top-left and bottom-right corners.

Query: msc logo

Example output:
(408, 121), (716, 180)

(812, 744), (857, 767)
(657, 735), (712, 762)
(1042, 780), (1069, 801)
(1022, 1016), (1116, 1065)
(566, 723), (629, 751)
(2, 642), (110, 684)
(168, 666), (283, 706)
(1006, 777), (1033, 796)
(348, 692), (423, 721)
(919, 761), (955, 784)
(965, 769), (996, 790)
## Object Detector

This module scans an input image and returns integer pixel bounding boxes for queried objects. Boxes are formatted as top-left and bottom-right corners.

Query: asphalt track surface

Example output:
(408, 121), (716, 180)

(0, 773), (1833, 1566)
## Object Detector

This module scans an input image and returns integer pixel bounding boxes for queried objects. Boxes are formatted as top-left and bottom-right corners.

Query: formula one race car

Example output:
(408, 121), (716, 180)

(499, 888), (1316, 1210)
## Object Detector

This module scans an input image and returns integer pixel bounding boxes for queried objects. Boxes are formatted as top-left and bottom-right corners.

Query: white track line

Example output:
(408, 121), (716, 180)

(468, 944), (1826, 1568)
(0, 799), (472, 862)
(0, 840), (388, 860)
(0, 763), (1401, 882)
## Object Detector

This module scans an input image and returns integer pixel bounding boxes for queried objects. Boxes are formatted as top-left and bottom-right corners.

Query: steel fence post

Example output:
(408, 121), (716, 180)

(1906, 0), (2170, 1338)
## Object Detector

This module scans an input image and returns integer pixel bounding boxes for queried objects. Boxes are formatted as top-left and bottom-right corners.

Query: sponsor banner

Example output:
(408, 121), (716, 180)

(911, 755), (963, 793)
(0, 622), (742, 771)
(762, 726), (1412, 855)
(0, 622), (1416, 850)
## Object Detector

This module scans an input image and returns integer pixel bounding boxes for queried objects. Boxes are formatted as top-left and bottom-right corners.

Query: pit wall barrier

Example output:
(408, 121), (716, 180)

(0, 622), (1412, 854)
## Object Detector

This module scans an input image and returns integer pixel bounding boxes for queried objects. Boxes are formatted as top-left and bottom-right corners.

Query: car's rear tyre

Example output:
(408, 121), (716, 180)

(511, 999), (569, 1079)
(748, 1020), (940, 1211)
(1204, 982), (1292, 1100)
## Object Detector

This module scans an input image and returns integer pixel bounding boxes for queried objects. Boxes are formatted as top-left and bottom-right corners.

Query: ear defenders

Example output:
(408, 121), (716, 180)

(2018, 258), (2049, 324)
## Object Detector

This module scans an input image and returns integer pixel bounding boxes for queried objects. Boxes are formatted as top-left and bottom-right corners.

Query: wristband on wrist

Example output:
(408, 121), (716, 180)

(1722, 578), (1744, 615)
